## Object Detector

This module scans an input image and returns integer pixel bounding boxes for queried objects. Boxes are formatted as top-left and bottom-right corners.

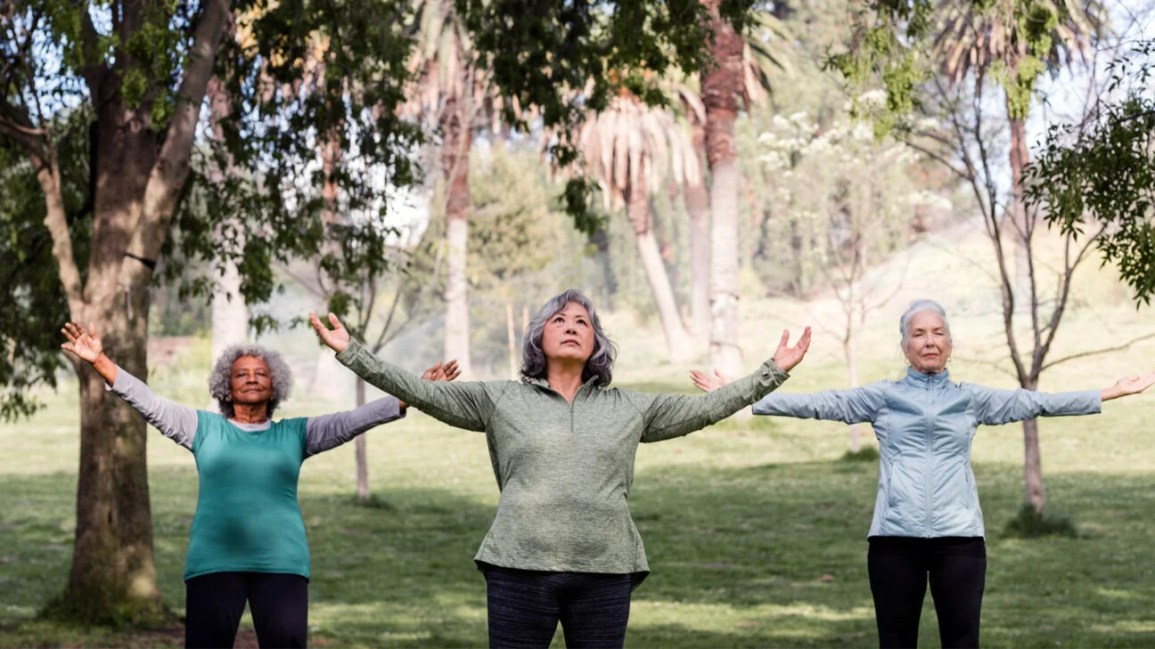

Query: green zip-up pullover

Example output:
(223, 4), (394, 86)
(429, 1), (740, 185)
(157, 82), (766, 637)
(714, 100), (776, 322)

(337, 340), (789, 575)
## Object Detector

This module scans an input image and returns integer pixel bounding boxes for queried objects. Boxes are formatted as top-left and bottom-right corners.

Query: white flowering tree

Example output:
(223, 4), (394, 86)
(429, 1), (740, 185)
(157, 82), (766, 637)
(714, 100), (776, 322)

(759, 106), (944, 451)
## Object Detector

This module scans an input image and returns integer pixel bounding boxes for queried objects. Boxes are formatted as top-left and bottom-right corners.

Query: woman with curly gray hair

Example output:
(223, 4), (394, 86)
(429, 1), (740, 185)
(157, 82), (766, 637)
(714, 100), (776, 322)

(61, 321), (458, 649)
(311, 288), (811, 649)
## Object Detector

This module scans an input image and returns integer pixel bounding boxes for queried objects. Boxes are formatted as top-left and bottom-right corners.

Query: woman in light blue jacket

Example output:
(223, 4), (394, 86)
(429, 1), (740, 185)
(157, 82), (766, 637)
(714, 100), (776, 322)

(693, 299), (1155, 649)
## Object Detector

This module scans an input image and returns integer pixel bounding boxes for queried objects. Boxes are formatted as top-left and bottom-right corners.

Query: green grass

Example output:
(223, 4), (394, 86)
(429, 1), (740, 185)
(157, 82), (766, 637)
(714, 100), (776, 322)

(4, 293), (1155, 647)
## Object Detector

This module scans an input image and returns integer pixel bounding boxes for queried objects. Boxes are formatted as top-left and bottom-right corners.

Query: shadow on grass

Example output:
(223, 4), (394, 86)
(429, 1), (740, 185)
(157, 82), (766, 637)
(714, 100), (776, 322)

(4, 460), (1155, 647)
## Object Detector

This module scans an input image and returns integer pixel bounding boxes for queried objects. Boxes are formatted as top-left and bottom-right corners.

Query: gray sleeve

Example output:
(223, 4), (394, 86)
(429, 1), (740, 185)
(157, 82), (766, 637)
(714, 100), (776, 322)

(305, 396), (406, 457)
(965, 384), (1102, 425)
(108, 366), (198, 450)
(335, 340), (496, 432)
(751, 383), (888, 423)
(637, 359), (790, 443)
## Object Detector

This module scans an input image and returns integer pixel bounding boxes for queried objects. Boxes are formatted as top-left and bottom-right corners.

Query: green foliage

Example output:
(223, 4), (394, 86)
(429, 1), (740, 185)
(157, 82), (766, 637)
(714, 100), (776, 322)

(0, 108), (92, 420)
(1026, 40), (1155, 304)
(1003, 503), (1078, 539)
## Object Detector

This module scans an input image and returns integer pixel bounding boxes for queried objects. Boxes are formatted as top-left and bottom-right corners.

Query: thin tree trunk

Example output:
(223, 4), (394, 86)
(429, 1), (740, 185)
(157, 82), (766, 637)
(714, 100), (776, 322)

(701, 0), (745, 379)
(845, 308), (862, 453)
(442, 96), (472, 376)
(506, 300), (518, 380)
(685, 119), (711, 336)
(207, 77), (249, 369)
(627, 171), (692, 363)
(1022, 417), (1045, 512)
(355, 377), (369, 501)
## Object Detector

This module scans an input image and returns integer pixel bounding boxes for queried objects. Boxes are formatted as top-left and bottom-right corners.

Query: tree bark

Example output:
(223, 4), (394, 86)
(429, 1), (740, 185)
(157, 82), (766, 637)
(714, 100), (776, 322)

(41, 0), (230, 624)
(701, 0), (745, 378)
(1022, 417), (1046, 512)
(626, 165), (692, 363)
(355, 377), (369, 501)
(685, 118), (711, 336)
(442, 95), (472, 376)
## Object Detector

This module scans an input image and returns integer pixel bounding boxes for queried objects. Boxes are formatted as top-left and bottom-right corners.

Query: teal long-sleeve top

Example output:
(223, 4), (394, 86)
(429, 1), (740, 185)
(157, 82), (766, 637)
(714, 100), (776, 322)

(336, 340), (790, 576)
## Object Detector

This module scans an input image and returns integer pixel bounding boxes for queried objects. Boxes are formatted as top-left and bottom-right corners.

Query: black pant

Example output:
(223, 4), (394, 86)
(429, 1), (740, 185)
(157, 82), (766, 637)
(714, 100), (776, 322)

(482, 565), (634, 649)
(184, 572), (309, 649)
(867, 536), (986, 649)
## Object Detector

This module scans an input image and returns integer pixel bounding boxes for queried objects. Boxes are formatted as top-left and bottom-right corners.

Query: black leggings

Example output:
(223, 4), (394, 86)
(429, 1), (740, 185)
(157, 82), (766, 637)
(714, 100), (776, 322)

(184, 571), (309, 649)
(482, 565), (634, 649)
(868, 536), (986, 649)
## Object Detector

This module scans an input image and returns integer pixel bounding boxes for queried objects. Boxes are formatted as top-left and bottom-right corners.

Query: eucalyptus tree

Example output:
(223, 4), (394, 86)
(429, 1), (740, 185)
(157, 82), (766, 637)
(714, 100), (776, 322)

(577, 94), (698, 362)
(0, 0), (418, 624)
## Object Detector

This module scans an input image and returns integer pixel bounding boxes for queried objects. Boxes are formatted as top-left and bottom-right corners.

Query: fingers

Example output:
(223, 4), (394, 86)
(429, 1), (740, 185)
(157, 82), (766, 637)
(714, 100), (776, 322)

(778, 329), (790, 348)
(327, 312), (342, 328)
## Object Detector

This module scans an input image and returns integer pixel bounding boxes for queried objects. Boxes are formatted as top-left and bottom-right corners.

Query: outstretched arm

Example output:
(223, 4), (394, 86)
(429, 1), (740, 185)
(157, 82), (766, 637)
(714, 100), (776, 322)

(61, 321), (198, 449)
(640, 327), (811, 442)
(311, 311), (496, 431)
(1102, 372), (1155, 401)
(61, 322), (118, 384)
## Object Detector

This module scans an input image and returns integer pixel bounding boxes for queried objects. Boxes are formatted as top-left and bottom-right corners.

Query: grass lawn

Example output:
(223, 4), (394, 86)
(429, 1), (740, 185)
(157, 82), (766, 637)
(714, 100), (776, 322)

(3, 295), (1155, 648)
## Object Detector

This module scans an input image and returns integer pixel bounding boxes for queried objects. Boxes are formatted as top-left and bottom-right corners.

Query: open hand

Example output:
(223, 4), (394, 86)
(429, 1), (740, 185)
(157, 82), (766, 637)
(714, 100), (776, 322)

(690, 369), (732, 393)
(61, 322), (104, 364)
(1104, 371), (1155, 401)
(310, 312), (350, 353)
(421, 359), (461, 383)
(771, 326), (812, 373)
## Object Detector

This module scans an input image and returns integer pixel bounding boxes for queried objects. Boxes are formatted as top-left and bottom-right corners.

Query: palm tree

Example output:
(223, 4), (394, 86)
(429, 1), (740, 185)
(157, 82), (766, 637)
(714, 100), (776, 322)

(577, 94), (698, 363)
(698, 3), (789, 378)
(402, 0), (497, 378)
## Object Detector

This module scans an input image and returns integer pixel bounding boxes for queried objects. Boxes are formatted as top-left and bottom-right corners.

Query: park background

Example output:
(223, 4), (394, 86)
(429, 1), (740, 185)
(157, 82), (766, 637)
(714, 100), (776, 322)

(3, 0), (1155, 646)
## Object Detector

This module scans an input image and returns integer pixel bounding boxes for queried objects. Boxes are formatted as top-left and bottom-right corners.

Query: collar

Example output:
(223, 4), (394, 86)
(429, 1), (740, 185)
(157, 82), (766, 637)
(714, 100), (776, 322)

(524, 374), (603, 393)
(904, 366), (951, 386)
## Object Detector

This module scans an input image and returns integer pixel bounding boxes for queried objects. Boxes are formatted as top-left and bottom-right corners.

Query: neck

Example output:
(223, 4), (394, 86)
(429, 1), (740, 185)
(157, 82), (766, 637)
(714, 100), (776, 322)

(232, 403), (269, 424)
(546, 364), (585, 403)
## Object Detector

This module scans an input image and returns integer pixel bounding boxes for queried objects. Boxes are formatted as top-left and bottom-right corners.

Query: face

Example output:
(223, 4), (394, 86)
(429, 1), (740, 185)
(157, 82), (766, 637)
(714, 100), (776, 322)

(541, 302), (596, 367)
(903, 310), (952, 374)
(230, 355), (273, 405)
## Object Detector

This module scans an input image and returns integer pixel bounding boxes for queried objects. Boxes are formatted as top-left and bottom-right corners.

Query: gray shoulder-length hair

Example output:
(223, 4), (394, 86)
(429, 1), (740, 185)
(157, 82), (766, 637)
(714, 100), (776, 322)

(208, 344), (293, 418)
(521, 289), (617, 387)
(899, 299), (952, 346)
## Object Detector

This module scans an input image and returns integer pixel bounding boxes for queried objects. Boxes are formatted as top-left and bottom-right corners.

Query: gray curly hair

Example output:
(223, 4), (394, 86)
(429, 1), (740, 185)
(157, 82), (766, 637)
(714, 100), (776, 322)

(521, 289), (617, 387)
(208, 344), (293, 418)
(899, 299), (952, 347)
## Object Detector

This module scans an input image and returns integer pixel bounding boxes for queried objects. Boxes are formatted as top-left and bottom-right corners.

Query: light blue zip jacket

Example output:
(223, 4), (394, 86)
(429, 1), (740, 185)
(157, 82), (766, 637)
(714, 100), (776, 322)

(752, 368), (1101, 538)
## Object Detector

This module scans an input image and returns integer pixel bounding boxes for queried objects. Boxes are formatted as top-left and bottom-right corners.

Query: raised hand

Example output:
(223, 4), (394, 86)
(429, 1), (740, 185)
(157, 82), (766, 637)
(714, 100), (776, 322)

(690, 369), (732, 393)
(771, 326), (812, 373)
(421, 359), (462, 383)
(310, 312), (351, 353)
(61, 322), (104, 364)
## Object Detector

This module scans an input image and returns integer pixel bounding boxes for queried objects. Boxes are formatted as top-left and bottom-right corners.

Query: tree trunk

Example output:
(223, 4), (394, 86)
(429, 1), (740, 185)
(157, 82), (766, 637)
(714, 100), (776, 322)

(1022, 417), (1046, 512)
(40, 0), (229, 624)
(206, 76), (249, 370)
(1006, 101), (1033, 306)
(701, 0), (745, 379)
(442, 96), (472, 376)
(506, 300), (519, 380)
(685, 118), (711, 336)
(845, 308), (862, 453)
(355, 377), (369, 501)
(626, 169), (692, 363)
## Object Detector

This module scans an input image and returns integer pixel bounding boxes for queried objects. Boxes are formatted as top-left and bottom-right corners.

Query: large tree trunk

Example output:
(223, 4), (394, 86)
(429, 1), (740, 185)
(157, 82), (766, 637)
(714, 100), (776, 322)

(627, 170), (692, 363)
(701, 0), (745, 379)
(442, 96), (472, 376)
(37, 0), (229, 624)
